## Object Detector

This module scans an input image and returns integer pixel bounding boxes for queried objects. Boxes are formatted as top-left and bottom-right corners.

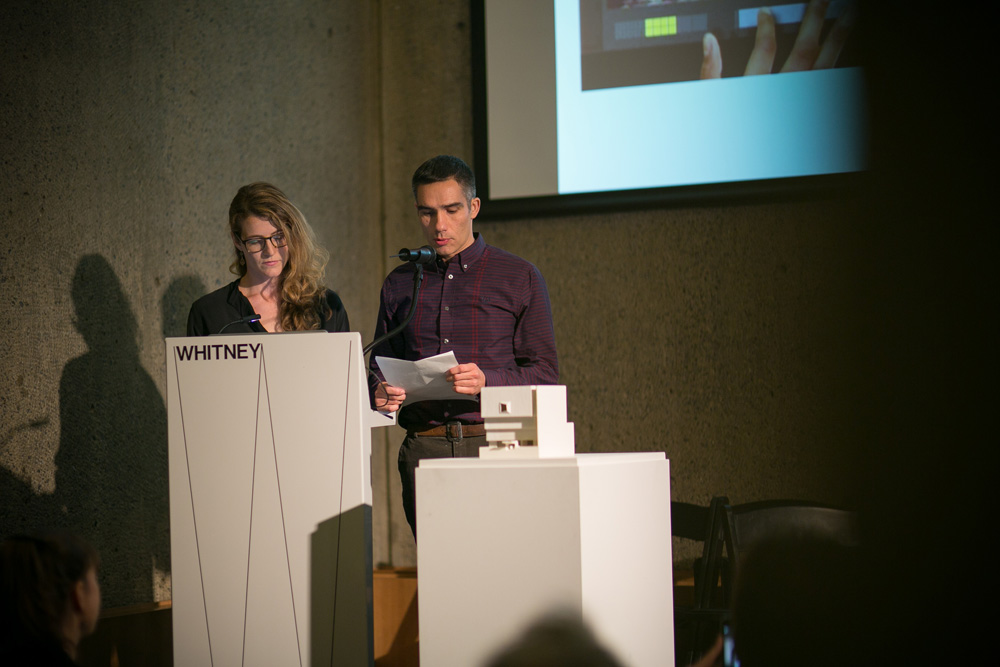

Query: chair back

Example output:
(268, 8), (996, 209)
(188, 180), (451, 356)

(721, 500), (858, 604)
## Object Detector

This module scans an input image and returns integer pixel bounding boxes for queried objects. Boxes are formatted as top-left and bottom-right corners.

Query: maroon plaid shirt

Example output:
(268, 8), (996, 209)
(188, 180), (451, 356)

(370, 233), (558, 430)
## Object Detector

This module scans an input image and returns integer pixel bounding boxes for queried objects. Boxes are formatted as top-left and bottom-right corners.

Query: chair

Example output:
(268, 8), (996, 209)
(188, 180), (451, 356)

(671, 496), (729, 666)
(718, 500), (858, 606)
(694, 496), (731, 610)
(687, 499), (858, 663)
(670, 500), (712, 542)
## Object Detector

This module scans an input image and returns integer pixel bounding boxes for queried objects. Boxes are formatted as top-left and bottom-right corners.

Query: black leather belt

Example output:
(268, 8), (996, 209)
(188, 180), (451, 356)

(409, 422), (486, 440)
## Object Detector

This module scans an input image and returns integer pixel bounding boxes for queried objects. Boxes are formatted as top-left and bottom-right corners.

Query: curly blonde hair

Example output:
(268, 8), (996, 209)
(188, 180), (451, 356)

(228, 182), (331, 331)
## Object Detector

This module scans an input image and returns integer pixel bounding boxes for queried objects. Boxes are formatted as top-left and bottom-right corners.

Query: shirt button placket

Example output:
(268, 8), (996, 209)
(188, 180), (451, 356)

(441, 269), (454, 352)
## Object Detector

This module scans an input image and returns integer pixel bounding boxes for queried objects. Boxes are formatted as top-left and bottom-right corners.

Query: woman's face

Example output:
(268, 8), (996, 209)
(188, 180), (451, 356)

(235, 215), (289, 284)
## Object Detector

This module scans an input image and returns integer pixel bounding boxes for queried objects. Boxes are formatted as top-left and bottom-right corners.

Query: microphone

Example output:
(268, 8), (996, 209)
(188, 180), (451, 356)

(363, 248), (429, 355)
(392, 246), (436, 264)
(218, 313), (261, 334)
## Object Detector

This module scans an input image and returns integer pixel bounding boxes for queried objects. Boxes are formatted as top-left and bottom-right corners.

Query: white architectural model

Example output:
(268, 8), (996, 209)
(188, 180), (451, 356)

(480, 385), (575, 458)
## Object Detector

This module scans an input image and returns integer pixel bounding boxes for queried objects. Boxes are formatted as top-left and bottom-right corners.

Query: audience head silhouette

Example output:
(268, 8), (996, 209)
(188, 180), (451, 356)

(0, 531), (101, 664)
(729, 531), (861, 667)
(483, 611), (624, 667)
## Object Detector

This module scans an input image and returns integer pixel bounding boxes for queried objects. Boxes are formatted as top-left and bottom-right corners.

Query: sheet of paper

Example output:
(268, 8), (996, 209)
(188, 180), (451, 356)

(375, 351), (464, 406)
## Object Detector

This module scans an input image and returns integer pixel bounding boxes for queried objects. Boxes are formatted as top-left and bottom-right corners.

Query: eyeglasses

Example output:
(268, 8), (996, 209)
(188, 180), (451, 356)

(241, 233), (287, 253)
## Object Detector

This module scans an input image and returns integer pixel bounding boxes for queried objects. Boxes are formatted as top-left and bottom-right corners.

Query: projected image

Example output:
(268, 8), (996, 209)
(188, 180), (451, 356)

(580, 0), (860, 89)
(475, 0), (867, 209)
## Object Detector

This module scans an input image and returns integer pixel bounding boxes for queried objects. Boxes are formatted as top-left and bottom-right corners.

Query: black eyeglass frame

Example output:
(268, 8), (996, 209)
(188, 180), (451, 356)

(240, 232), (287, 253)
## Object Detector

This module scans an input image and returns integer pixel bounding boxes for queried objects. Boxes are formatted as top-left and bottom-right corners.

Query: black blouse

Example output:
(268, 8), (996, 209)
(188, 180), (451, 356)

(186, 279), (350, 336)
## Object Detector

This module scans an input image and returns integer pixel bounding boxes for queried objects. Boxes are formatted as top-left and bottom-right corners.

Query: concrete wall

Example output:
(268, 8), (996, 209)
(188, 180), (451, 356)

(3, 1), (988, 630)
(1, 0), (383, 607)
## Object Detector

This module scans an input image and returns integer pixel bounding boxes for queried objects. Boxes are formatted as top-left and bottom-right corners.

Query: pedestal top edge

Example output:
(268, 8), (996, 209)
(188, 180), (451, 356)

(419, 451), (666, 469)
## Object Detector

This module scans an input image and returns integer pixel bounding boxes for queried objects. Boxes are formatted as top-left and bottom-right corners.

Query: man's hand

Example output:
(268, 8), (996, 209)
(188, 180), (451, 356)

(375, 382), (406, 413)
(446, 363), (486, 396)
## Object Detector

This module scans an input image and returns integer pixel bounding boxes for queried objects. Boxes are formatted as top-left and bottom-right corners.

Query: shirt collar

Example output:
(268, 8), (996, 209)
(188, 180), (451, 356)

(437, 232), (485, 273)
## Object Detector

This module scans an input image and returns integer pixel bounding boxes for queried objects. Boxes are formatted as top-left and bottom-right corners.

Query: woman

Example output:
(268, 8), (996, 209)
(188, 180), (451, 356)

(187, 182), (349, 335)
(0, 532), (102, 666)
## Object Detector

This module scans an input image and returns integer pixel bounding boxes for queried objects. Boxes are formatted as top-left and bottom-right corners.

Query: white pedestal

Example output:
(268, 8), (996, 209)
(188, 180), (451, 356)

(416, 453), (673, 667)
(166, 332), (393, 667)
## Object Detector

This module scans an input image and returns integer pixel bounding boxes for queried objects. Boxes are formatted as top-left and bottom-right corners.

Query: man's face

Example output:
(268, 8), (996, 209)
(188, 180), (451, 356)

(415, 179), (480, 262)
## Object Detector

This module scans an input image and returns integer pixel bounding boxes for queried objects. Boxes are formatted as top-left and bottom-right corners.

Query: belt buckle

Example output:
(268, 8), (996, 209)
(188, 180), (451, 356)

(444, 421), (463, 443)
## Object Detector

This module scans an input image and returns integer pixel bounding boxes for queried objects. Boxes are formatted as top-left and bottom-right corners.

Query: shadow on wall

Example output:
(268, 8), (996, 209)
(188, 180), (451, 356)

(161, 275), (206, 339)
(0, 419), (55, 529)
(55, 254), (170, 608)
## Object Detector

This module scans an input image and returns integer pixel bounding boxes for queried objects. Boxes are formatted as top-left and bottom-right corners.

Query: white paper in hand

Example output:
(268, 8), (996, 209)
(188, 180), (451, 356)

(374, 351), (461, 406)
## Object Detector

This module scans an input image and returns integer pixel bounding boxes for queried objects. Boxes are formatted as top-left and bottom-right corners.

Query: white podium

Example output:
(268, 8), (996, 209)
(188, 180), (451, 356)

(416, 453), (674, 667)
(165, 332), (393, 667)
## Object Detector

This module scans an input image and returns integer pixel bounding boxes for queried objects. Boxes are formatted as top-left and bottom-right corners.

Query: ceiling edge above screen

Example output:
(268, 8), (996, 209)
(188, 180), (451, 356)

(471, 0), (868, 221)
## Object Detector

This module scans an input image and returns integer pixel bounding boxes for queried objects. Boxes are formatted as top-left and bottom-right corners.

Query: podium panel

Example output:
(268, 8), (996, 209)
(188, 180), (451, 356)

(417, 452), (673, 667)
(166, 332), (389, 667)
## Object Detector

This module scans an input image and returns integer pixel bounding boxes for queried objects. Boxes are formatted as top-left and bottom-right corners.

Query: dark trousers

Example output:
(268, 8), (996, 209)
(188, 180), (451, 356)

(398, 433), (485, 539)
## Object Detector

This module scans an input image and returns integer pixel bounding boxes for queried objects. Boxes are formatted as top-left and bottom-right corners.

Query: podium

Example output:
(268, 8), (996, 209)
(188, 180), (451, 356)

(165, 332), (393, 666)
(416, 452), (674, 667)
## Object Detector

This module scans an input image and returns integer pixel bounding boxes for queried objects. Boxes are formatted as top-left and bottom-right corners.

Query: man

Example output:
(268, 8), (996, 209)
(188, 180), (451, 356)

(371, 155), (558, 537)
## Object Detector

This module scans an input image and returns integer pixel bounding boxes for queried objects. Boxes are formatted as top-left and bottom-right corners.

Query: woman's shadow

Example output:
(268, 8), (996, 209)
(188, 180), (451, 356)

(56, 255), (170, 608)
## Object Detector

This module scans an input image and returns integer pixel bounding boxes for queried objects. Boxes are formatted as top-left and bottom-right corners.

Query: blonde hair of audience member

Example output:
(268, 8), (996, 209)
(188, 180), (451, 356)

(0, 532), (102, 662)
(228, 182), (332, 331)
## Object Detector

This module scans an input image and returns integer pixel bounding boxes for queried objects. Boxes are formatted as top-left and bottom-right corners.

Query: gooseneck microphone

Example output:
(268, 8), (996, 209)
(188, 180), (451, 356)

(218, 313), (261, 334)
(363, 249), (432, 356)
(391, 246), (436, 264)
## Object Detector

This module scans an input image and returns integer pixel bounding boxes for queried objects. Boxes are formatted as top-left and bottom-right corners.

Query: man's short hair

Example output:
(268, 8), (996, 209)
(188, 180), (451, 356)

(411, 155), (477, 202)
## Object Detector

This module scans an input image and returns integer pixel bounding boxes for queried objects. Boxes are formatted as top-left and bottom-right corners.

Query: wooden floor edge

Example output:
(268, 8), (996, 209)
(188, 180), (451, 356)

(99, 600), (172, 619)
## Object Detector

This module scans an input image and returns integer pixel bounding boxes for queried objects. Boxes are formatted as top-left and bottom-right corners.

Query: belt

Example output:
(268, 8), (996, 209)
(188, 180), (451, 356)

(409, 422), (486, 439)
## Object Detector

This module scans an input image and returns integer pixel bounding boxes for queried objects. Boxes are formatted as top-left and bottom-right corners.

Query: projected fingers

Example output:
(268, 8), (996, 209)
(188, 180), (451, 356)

(745, 8), (777, 75)
(782, 0), (830, 72)
(702, 0), (855, 78)
(700, 33), (722, 80)
(813, 4), (857, 70)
